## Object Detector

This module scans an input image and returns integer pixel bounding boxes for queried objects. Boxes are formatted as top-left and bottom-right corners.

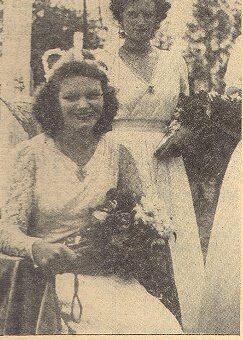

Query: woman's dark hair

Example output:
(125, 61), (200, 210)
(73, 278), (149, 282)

(32, 55), (118, 137)
(110, 0), (171, 30)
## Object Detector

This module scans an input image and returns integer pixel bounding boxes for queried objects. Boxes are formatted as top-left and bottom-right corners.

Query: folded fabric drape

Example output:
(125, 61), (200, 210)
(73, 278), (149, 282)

(0, 253), (61, 335)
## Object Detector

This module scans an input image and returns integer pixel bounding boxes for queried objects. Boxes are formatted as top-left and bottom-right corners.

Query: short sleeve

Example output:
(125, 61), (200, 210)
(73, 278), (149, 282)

(93, 48), (119, 90)
(103, 130), (143, 196)
(118, 144), (144, 197)
(0, 142), (40, 258)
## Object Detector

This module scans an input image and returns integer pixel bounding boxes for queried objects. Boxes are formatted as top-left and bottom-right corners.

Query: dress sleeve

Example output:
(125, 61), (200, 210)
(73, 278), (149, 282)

(100, 131), (141, 195)
(117, 143), (172, 231)
(102, 132), (172, 233)
(178, 54), (189, 95)
(0, 143), (40, 258)
(117, 144), (144, 197)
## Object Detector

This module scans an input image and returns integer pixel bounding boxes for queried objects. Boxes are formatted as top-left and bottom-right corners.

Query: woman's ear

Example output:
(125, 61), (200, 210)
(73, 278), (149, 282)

(119, 24), (126, 39)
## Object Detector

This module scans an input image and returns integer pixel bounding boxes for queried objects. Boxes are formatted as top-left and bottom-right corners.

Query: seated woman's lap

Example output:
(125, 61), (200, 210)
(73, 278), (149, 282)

(56, 273), (182, 334)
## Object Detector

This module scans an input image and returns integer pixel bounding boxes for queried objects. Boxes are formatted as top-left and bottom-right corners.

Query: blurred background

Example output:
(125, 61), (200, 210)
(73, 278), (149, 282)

(0, 0), (240, 91)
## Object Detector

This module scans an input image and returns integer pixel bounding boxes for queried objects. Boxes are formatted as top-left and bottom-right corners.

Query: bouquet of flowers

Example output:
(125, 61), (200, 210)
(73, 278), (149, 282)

(155, 90), (241, 160)
(65, 190), (180, 324)
(209, 91), (241, 140)
(65, 189), (175, 280)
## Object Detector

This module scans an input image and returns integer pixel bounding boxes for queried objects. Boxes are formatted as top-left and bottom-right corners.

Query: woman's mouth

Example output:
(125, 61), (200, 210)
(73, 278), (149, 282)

(73, 111), (96, 120)
(135, 28), (148, 34)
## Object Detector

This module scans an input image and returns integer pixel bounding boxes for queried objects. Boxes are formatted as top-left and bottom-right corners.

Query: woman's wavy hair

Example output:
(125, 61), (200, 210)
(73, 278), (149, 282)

(33, 55), (118, 138)
(110, 0), (171, 33)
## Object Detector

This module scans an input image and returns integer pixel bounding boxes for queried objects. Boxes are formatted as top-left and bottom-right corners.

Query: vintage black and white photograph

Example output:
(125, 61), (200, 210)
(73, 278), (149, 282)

(0, 0), (241, 336)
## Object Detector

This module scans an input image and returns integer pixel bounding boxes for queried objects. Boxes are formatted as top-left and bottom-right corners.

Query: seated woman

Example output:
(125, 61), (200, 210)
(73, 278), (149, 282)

(0, 49), (182, 334)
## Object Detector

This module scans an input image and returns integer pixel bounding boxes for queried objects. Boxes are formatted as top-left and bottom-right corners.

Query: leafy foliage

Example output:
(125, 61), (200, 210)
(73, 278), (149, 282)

(184, 0), (241, 93)
(31, 0), (104, 86)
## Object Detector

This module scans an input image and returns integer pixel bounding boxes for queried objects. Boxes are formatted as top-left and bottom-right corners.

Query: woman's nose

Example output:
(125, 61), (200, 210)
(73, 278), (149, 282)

(78, 97), (90, 108)
(136, 14), (146, 26)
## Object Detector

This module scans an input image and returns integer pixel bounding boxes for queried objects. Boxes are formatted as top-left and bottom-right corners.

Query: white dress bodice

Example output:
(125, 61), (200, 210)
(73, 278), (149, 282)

(0, 132), (119, 255)
(33, 134), (118, 242)
(98, 48), (189, 124)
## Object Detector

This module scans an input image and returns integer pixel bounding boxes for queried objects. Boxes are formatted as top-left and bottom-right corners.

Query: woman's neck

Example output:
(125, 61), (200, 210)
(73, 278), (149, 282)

(123, 38), (152, 56)
(52, 128), (100, 174)
(54, 127), (99, 159)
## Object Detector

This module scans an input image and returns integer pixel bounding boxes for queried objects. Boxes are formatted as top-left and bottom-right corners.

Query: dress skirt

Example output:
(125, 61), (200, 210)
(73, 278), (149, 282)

(112, 122), (205, 333)
(56, 274), (182, 334)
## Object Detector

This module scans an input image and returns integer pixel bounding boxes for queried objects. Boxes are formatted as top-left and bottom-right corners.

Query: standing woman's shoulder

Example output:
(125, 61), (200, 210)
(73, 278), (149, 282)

(163, 49), (188, 74)
(93, 48), (117, 69)
(156, 48), (189, 94)
(156, 48), (188, 72)
(168, 49), (189, 94)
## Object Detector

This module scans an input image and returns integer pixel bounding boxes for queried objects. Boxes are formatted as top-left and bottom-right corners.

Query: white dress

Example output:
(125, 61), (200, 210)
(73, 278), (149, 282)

(96, 47), (205, 333)
(0, 133), (182, 335)
(199, 142), (241, 334)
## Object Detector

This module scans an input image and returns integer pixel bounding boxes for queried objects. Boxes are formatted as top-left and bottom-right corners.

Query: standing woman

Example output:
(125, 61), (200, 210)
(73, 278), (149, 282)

(99, 0), (205, 333)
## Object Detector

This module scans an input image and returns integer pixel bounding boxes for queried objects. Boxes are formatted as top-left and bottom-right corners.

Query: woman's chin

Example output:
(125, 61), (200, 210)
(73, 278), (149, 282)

(71, 121), (96, 132)
(68, 116), (95, 126)
(129, 33), (152, 44)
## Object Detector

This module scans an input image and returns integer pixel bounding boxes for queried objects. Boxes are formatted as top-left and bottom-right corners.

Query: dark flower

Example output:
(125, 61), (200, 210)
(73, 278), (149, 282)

(65, 189), (175, 280)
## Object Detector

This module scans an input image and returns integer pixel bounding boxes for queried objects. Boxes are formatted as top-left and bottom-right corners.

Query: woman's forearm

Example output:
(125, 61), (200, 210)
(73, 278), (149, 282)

(0, 223), (40, 259)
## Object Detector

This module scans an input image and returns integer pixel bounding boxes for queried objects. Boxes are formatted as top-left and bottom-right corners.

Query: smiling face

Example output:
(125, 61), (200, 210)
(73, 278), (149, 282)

(122, 0), (157, 43)
(58, 75), (103, 132)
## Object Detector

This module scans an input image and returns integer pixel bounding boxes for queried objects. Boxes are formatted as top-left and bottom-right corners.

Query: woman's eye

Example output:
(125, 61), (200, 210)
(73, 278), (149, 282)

(128, 11), (138, 19)
(63, 94), (80, 102)
(144, 12), (154, 19)
(87, 93), (101, 100)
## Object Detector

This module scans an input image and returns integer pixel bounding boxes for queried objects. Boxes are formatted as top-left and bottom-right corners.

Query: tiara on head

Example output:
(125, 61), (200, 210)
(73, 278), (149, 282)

(42, 32), (108, 82)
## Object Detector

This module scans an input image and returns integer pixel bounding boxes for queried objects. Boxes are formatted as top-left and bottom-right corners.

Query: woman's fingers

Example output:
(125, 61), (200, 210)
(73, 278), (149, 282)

(60, 244), (78, 262)
(48, 244), (77, 274)
(32, 240), (77, 271)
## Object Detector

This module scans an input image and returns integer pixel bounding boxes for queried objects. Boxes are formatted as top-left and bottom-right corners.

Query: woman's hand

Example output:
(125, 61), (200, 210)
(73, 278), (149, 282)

(155, 124), (214, 160)
(155, 126), (192, 159)
(32, 239), (77, 274)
